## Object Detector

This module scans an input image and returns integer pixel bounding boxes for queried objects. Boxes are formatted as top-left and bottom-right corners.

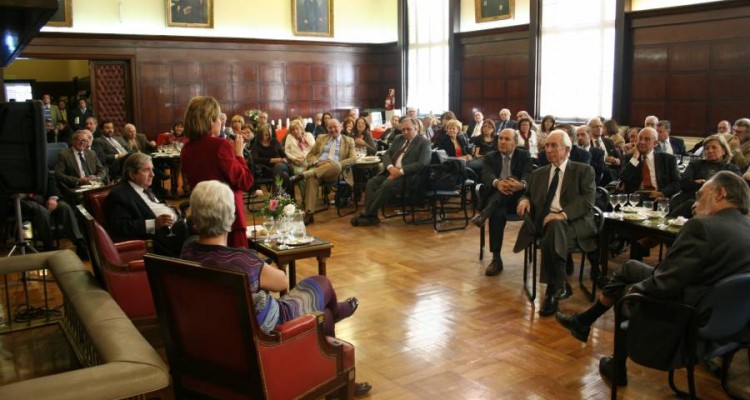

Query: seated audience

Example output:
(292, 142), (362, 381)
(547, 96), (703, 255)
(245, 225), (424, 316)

(619, 127), (680, 200)
(285, 119), (316, 176)
(514, 131), (597, 316)
(341, 116), (355, 137)
(729, 118), (750, 169)
(180, 180), (372, 396)
(471, 119), (498, 160)
(47, 120), (72, 144)
(655, 120), (686, 156)
(351, 117), (377, 156)
(69, 99), (92, 131)
(574, 125), (607, 186)
(538, 115), (556, 147)
(538, 124), (591, 167)
(471, 128), (533, 275)
(227, 115), (245, 140)
(315, 112), (333, 136)
(84, 116), (103, 139)
(466, 111), (485, 138)
(93, 120), (132, 179)
(436, 119), (471, 159)
(495, 108), (518, 133)
(622, 126), (640, 157)
(290, 118), (356, 224)
(670, 134), (741, 217)
(306, 113), (323, 134)
(516, 117), (539, 160)
(554, 171), (750, 386)
(604, 119), (625, 153)
(157, 121), (189, 146)
(251, 123), (291, 194)
(106, 153), (186, 257)
(123, 123), (156, 153)
(378, 114), (402, 150)
(644, 115), (658, 129)
(516, 110), (537, 131)
(54, 130), (108, 189)
(351, 117), (431, 227)
(421, 114), (437, 141)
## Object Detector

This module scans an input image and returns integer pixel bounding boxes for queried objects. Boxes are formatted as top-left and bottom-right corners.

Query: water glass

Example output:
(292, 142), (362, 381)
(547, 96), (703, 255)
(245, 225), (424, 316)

(617, 194), (628, 213)
(642, 200), (654, 211)
(609, 194), (619, 214)
(261, 216), (275, 244)
(628, 193), (641, 208)
(657, 199), (670, 228)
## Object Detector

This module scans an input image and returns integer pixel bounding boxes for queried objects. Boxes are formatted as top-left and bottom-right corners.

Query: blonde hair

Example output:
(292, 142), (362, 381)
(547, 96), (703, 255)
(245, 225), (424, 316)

(444, 119), (463, 131)
(288, 119), (304, 132)
(183, 96), (221, 140)
(703, 133), (733, 163)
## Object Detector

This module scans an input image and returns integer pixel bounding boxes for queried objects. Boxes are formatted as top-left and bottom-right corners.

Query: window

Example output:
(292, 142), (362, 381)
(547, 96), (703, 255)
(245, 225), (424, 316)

(4, 81), (34, 102)
(407, 0), (449, 114)
(538, 0), (616, 120)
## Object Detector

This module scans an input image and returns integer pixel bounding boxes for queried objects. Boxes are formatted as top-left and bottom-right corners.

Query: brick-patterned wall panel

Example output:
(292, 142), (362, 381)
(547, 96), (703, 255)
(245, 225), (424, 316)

(93, 62), (129, 133)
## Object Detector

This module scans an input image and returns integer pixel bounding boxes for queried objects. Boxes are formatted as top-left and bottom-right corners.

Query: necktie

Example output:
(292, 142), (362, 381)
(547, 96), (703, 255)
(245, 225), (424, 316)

(392, 140), (410, 168)
(641, 156), (654, 190)
(327, 137), (337, 160)
(543, 167), (561, 212)
(79, 152), (92, 176)
(500, 121), (506, 131)
(109, 137), (127, 153)
(144, 188), (158, 203)
(500, 156), (511, 180)
(660, 142), (667, 152)
(594, 140), (600, 149)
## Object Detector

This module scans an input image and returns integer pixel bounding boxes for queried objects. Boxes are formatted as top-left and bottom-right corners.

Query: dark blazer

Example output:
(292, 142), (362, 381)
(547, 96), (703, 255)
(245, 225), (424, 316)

(482, 148), (533, 187)
(494, 119), (518, 133)
(92, 135), (132, 165)
(381, 134), (432, 177)
(466, 121), (483, 137)
(679, 160), (741, 194)
(620, 152), (681, 197)
(538, 146), (591, 167)
(54, 147), (108, 188)
(588, 147), (607, 185)
(132, 133), (156, 154)
(514, 161), (597, 253)
(632, 208), (750, 305)
(670, 136), (686, 156)
(69, 107), (93, 131)
(435, 134), (470, 158)
(106, 182), (157, 240)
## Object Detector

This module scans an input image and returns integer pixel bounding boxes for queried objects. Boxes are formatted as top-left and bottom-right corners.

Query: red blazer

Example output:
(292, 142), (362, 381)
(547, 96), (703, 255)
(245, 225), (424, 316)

(181, 135), (254, 248)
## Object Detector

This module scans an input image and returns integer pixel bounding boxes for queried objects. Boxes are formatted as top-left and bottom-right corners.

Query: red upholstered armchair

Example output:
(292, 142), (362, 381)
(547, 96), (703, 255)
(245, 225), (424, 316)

(77, 204), (154, 319)
(143, 254), (356, 400)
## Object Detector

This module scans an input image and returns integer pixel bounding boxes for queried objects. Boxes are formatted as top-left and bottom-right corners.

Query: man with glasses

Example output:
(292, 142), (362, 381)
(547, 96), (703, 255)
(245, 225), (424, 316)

(55, 130), (108, 189)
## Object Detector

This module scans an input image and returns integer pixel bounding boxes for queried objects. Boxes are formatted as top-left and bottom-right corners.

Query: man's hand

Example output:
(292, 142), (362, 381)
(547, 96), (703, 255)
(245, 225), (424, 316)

(543, 212), (566, 227)
(46, 198), (58, 212)
(78, 176), (93, 185)
(498, 178), (524, 195)
(517, 198), (530, 216)
(155, 214), (174, 230)
(386, 165), (403, 181)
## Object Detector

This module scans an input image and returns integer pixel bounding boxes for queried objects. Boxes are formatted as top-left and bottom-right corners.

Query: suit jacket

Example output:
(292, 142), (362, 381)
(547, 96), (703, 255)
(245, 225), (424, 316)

(54, 147), (108, 188)
(588, 147), (607, 185)
(632, 208), (750, 305)
(50, 106), (66, 127)
(306, 134), (357, 168)
(679, 160), (741, 194)
(466, 121), (483, 137)
(514, 161), (597, 253)
(494, 119), (518, 133)
(381, 134), (432, 177)
(69, 107), (93, 131)
(435, 134), (470, 158)
(538, 146), (591, 167)
(660, 136), (686, 156)
(92, 135), (132, 165)
(132, 133), (156, 153)
(481, 148), (533, 211)
(620, 152), (681, 197)
(106, 182), (157, 240)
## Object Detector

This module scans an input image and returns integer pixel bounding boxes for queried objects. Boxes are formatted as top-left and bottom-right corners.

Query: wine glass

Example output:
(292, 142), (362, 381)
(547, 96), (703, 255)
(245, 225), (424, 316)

(629, 193), (641, 208)
(261, 216), (275, 244)
(657, 199), (670, 229)
(642, 200), (654, 224)
(276, 217), (291, 245)
(617, 194), (628, 215)
(609, 194), (619, 215)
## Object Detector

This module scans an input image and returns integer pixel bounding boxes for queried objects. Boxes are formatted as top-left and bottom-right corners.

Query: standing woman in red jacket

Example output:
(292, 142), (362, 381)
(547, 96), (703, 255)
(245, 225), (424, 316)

(180, 96), (254, 248)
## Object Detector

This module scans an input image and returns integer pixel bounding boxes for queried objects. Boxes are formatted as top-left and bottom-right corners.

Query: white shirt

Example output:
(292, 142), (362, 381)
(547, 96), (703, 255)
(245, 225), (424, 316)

(470, 121), (483, 138)
(549, 158), (569, 213)
(285, 131), (316, 164)
(129, 181), (177, 234)
(659, 139), (674, 155)
(629, 151), (658, 190)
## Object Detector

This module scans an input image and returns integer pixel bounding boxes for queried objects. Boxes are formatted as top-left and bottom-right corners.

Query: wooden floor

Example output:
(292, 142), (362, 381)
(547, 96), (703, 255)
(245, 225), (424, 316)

(1, 197), (749, 399)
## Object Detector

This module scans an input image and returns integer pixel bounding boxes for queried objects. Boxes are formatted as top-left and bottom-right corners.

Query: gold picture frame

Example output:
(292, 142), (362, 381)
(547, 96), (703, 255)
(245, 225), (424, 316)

(292, 0), (333, 38)
(475, 0), (514, 23)
(166, 0), (214, 28)
(47, 0), (72, 28)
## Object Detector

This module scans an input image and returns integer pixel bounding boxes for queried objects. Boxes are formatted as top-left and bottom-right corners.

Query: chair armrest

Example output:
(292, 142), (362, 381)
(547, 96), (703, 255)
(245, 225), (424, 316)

(114, 240), (147, 263)
(127, 260), (145, 272)
(274, 314), (318, 341)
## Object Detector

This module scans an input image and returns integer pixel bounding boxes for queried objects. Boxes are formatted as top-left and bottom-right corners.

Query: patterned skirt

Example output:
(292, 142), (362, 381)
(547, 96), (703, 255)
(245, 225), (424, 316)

(277, 275), (326, 324)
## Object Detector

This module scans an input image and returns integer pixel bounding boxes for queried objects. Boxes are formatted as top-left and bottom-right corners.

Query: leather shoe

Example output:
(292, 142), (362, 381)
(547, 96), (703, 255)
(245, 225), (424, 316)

(354, 382), (372, 397)
(538, 292), (558, 317)
(555, 312), (591, 342)
(350, 215), (360, 226)
(557, 281), (573, 300)
(303, 211), (314, 225)
(355, 215), (380, 227)
(470, 213), (487, 228)
(484, 257), (503, 276)
(599, 356), (628, 386)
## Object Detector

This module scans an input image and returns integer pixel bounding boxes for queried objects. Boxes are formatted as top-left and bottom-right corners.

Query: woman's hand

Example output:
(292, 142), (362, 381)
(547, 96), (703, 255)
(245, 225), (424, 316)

(234, 134), (245, 157)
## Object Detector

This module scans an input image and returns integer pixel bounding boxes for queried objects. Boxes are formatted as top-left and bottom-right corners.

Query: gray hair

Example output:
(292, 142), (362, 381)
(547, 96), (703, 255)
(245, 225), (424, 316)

(707, 171), (750, 214)
(640, 127), (658, 140)
(499, 128), (520, 143)
(549, 130), (572, 150)
(189, 180), (235, 237)
(656, 120), (671, 131)
(122, 153), (151, 182)
(734, 118), (750, 131)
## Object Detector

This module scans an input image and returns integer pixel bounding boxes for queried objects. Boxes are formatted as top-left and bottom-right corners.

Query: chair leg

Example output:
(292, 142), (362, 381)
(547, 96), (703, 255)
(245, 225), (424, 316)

(667, 369), (693, 399)
(523, 243), (537, 302)
(720, 350), (742, 400)
(479, 224), (485, 261)
(578, 253), (597, 302)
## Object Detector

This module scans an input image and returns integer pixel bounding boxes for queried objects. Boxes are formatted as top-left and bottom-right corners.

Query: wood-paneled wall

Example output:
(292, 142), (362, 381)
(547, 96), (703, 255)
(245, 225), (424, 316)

(455, 25), (530, 123)
(21, 34), (400, 136)
(626, 1), (750, 137)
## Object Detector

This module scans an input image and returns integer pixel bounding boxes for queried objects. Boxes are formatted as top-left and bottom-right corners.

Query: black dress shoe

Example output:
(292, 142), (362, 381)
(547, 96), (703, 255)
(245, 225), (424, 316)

(484, 257), (503, 276)
(354, 382), (372, 397)
(350, 215), (360, 226)
(303, 211), (314, 225)
(599, 356), (628, 386)
(539, 292), (558, 317)
(356, 215), (380, 227)
(470, 213), (487, 228)
(555, 312), (591, 342)
(557, 281), (573, 300)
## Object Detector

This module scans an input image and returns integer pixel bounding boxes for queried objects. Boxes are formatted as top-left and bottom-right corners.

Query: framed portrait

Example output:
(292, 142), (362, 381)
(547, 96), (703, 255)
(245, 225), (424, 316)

(47, 0), (72, 27)
(475, 0), (514, 23)
(166, 0), (214, 28)
(292, 0), (333, 38)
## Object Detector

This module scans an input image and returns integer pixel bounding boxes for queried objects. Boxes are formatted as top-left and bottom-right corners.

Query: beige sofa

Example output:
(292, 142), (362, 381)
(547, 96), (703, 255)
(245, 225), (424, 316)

(0, 250), (169, 400)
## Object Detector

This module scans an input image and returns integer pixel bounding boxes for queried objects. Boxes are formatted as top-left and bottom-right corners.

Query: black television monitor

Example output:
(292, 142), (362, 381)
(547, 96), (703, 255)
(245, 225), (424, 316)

(0, 100), (47, 194)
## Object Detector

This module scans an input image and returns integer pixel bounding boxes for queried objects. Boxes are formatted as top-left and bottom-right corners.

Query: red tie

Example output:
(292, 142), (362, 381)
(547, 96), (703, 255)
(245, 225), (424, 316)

(642, 157), (654, 190)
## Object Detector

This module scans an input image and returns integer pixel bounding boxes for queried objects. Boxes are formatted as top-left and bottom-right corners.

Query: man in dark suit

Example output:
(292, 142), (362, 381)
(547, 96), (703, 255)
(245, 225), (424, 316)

(54, 130), (109, 189)
(351, 117), (432, 227)
(494, 108), (518, 133)
(93, 120), (132, 180)
(588, 118), (621, 182)
(514, 131), (597, 316)
(555, 171), (750, 385)
(575, 125), (607, 186)
(655, 120), (686, 156)
(69, 98), (93, 131)
(471, 129), (533, 275)
(106, 153), (185, 256)
(619, 127), (680, 200)
(466, 111), (484, 138)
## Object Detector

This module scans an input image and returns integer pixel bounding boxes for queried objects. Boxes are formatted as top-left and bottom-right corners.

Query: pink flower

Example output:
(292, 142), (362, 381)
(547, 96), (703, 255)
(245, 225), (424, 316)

(269, 199), (279, 211)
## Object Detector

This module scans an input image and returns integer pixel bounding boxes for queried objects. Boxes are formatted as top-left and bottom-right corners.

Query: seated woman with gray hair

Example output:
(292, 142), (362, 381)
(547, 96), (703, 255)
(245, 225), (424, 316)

(181, 180), (372, 396)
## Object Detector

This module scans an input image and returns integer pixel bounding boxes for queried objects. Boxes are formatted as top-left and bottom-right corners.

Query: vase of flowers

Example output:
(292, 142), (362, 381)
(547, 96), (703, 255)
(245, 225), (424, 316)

(245, 109), (261, 127)
(260, 177), (298, 219)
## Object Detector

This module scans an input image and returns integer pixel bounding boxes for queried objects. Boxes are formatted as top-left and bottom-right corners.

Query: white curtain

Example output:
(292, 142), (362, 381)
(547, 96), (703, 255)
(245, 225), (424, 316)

(539, 0), (616, 120)
(406, 0), (450, 115)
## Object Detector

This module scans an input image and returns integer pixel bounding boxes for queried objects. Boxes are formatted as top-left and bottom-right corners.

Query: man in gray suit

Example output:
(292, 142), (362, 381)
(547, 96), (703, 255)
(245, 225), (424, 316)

(555, 171), (750, 386)
(351, 117), (431, 227)
(55, 130), (109, 189)
(93, 120), (132, 179)
(514, 131), (597, 316)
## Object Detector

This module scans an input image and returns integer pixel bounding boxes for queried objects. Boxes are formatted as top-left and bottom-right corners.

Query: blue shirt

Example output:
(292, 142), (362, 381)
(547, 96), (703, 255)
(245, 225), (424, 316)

(319, 135), (341, 162)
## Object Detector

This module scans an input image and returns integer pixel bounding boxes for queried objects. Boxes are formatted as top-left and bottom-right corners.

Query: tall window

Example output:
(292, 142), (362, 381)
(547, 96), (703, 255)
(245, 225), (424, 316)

(539, 0), (616, 120)
(407, 0), (449, 114)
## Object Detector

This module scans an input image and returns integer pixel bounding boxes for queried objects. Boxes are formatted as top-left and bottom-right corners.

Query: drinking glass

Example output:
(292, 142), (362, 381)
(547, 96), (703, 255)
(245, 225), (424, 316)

(261, 216), (275, 244)
(617, 194), (628, 214)
(657, 199), (670, 229)
(291, 224), (307, 242)
(609, 194), (619, 215)
(629, 193), (641, 208)
(643, 200), (654, 224)
(276, 217), (291, 245)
